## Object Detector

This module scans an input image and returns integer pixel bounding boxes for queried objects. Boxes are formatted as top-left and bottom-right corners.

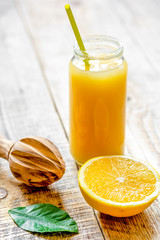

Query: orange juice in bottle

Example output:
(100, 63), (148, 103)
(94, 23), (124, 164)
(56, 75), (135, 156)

(69, 36), (127, 165)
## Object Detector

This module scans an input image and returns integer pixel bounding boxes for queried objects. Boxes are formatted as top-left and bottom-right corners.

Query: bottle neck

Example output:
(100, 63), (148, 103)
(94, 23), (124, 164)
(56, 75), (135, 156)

(73, 35), (124, 72)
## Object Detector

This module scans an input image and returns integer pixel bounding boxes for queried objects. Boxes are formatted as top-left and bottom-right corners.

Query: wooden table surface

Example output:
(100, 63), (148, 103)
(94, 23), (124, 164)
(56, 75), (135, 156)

(0, 0), (160, 239)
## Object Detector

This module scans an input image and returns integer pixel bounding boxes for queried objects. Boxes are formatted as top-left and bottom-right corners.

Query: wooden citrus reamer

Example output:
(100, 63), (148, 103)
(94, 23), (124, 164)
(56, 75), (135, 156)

(0, 135), (65, 187)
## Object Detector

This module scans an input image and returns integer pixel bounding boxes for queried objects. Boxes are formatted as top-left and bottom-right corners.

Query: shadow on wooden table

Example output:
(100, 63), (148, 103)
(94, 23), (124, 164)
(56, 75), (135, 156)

(18, 183), (65, 208)
(98, 206), (159, 239)
(28, 231), (77, 240)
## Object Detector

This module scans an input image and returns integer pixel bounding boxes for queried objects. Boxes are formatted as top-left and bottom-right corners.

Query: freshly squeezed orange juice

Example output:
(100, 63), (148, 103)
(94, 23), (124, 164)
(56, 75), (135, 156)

(69, 36), (127, 165)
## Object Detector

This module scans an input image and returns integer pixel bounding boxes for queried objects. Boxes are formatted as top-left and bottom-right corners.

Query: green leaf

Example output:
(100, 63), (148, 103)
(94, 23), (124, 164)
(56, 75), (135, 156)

(8, 203), (78, 233)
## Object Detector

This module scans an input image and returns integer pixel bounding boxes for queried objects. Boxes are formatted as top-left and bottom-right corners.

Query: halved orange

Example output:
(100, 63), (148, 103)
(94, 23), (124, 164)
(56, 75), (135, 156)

(78, 156), (160, 217)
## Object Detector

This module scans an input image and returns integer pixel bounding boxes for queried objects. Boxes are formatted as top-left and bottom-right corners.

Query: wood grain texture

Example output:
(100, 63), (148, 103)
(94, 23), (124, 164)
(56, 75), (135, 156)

(15, 0), (160, 239)
(0, 1), (104, 239)
(0, 135), (14, 159)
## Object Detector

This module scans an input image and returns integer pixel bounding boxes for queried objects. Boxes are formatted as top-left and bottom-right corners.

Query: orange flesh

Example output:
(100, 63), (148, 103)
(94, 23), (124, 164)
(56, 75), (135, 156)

(84, 157), (156, 203)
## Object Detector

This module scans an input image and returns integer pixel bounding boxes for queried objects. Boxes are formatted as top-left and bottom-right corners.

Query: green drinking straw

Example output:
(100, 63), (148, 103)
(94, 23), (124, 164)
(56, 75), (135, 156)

(65, 4), (90, 70)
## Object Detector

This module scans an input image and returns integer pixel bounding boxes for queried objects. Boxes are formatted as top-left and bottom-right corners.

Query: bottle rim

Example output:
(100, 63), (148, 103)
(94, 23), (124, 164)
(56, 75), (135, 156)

(73, 35), (124, 60)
